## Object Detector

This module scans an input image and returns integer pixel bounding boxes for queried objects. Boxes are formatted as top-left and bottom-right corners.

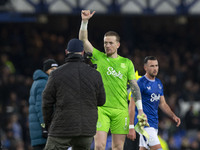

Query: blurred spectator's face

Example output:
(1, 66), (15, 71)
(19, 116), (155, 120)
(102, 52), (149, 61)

(197, 131), (200, 141)
(144, 60), (159, 78)
(104, 36), (120, 56)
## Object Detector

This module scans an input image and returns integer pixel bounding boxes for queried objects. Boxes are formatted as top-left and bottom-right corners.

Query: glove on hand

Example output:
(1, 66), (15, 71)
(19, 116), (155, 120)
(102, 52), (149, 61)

(41, 123), (48, 138)
(135, 114), (150, 141)
(137, 113), (149, 129)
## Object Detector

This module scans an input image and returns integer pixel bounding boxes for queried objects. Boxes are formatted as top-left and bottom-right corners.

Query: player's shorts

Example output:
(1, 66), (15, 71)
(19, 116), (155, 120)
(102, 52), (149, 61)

(139, 127), (160, 149)
(96, 107), (129, 134)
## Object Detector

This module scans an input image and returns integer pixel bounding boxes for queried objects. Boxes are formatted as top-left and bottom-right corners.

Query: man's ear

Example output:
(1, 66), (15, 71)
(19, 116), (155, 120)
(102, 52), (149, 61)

(117, 42), (120, 49)
(144, 65), (147, 71)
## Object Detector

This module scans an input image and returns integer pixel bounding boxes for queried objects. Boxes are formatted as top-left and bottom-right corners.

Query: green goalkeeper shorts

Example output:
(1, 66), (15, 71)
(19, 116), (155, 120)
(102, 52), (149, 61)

(96, 107), (130, 134)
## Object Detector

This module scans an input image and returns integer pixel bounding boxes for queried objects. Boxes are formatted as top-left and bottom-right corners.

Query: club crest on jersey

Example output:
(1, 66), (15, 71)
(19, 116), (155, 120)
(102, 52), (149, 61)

(150, 93), (160, 102)
(107, 67), (123, 79)
(121, 63), (126, 68)
(147, 86), (151, 90)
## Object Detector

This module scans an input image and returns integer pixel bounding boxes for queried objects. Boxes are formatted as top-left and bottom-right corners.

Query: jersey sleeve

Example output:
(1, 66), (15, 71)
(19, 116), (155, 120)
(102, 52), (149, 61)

(92, 48), (105, 62)
(127, 60), (136, 81)
(160, 80), (164, 96)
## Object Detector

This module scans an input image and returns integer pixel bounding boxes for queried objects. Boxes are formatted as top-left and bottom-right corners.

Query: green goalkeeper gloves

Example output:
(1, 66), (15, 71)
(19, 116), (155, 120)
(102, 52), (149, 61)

(134, 114), (150, 141)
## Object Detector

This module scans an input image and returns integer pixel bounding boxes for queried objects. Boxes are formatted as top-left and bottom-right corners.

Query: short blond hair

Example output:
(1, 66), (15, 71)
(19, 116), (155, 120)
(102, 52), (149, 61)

(104, 31), (120, 42)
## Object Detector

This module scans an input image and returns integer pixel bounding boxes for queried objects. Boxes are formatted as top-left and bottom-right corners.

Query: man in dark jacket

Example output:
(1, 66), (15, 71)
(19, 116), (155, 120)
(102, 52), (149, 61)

(29, 59), (58, 150)
(42, 38), (106, 150)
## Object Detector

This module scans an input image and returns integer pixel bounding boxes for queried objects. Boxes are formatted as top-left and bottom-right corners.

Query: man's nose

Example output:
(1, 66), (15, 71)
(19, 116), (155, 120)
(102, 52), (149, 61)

(105, 43), (110, 47)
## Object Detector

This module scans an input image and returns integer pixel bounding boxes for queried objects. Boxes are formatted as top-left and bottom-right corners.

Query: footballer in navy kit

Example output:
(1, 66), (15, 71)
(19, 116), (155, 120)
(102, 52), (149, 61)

(133, 56), (181, 150)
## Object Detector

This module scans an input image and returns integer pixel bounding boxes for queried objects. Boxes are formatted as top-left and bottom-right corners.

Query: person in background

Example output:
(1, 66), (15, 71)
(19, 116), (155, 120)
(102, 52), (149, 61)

(28, 59), (58, 150)
(42, 38), (105, 150)
(134, 56), (181, 150)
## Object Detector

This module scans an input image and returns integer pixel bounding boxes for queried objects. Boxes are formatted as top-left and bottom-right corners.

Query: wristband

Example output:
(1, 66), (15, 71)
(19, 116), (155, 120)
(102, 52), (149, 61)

(129, 125), (135, 129)
(136, 100), (143, 110)
(80, 21), (88, 30)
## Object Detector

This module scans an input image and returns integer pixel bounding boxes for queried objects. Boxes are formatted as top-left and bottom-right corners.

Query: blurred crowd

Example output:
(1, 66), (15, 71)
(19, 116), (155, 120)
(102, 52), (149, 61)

(0, 16), (200, 150)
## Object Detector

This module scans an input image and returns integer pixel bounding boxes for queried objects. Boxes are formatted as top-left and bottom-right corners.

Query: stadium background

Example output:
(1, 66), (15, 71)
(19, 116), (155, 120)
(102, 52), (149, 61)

(0, 0), (200, 149)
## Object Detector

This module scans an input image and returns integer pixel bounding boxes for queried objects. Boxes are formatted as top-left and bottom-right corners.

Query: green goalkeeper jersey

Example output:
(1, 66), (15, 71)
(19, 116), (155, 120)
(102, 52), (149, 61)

(92, 48), (136, 110)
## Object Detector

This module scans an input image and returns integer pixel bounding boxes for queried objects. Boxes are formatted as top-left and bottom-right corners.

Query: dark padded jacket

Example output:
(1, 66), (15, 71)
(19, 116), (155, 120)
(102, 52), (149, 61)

(42, 54), (105, 137)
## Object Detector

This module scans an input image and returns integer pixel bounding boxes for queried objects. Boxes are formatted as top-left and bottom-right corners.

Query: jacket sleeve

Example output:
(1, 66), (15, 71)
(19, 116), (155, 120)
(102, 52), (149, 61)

(42, 74), (56, 129)
(96, 73), (106, 106)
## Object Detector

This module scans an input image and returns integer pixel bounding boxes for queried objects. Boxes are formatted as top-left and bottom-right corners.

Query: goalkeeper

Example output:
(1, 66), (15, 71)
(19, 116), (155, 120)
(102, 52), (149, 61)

(133, 56), (181, 150)
(79, 10), (147, 150)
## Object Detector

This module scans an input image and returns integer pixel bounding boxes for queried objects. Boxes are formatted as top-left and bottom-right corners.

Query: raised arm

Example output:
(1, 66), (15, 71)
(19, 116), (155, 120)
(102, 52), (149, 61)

(159, 96), (181, 127)
(79, 10), (95, 53)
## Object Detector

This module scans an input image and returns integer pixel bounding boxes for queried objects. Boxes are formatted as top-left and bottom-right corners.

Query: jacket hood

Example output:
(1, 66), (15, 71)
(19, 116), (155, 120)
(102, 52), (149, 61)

(33, 69), (48, 81)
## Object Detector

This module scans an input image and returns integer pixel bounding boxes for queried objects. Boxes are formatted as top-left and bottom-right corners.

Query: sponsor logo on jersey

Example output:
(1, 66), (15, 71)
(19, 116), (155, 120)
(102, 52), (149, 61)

(150, 93), (160, 102)
(107, 67), (123, 79)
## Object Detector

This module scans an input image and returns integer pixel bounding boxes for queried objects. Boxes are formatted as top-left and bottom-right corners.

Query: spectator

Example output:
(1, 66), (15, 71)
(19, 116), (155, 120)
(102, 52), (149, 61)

(28, 59), (58, 150)
(184, 105), (200, 130)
